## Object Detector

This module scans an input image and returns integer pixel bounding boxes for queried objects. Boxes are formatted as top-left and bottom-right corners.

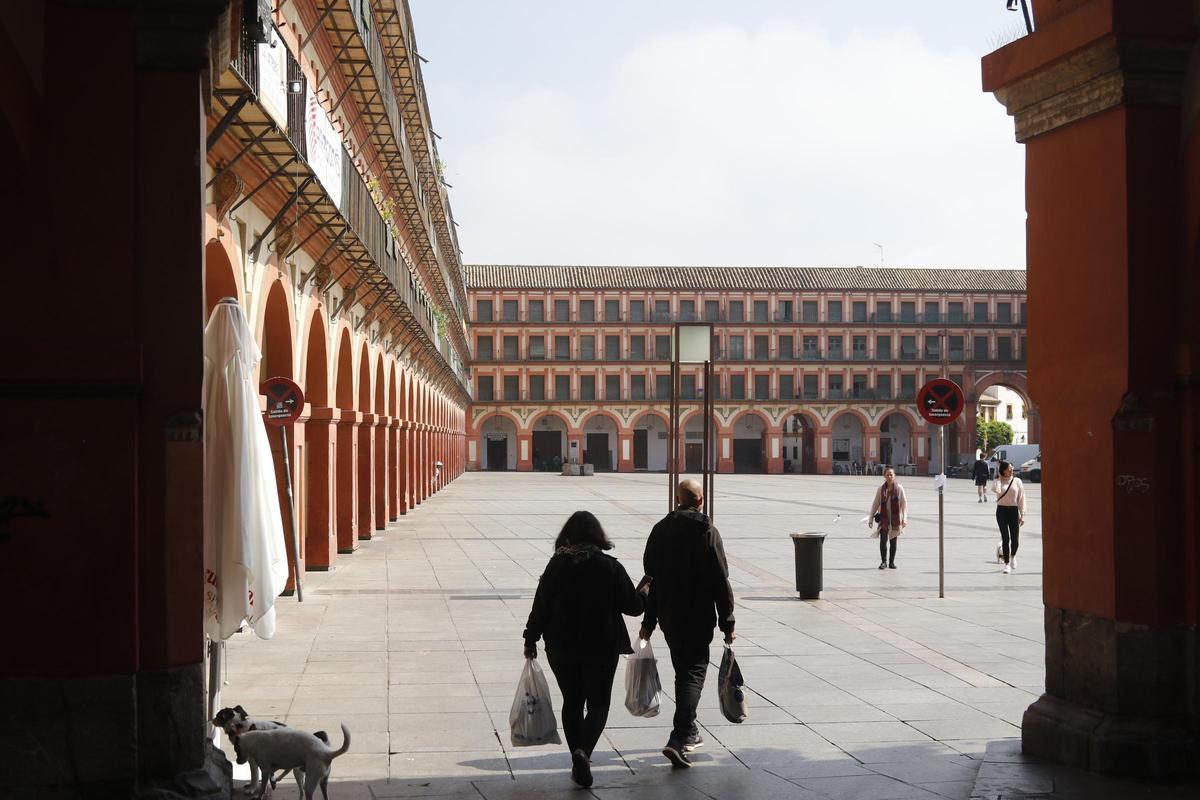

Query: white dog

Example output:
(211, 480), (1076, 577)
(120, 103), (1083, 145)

(235, 723), (350, 799)
(212, 705), (323, 795)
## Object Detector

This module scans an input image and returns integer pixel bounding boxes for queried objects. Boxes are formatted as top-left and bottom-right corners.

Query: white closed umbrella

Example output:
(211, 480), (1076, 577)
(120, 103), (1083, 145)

(203, 298), (289, 641)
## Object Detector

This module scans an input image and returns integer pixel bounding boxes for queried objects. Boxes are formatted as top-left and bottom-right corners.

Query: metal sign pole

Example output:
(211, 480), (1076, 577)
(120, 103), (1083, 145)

(278, 425), (304, 602)
(938, 424), (945, 600)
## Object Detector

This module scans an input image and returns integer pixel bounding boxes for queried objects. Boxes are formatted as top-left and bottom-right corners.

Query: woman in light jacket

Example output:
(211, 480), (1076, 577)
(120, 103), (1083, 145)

(868, 466), (907, 569)
(992, 460), (1026, 573)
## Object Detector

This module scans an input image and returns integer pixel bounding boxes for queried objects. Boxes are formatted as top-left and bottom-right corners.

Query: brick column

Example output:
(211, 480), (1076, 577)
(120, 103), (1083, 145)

(617, 430), (635, 472)
(388, 418), (400, 521)
(335, 409), (359, 553)
(357, 413), (375, 540)
(304, 407), (338, 569)
(374, 415), (388, 530)
(716, 432), (733, 474)
(816, 428), (833, 475)
(516, 432), (532, 471)
(985, 0), (1199, 776)
(397, 424), (409, 514)
(766, 431), (784, 474)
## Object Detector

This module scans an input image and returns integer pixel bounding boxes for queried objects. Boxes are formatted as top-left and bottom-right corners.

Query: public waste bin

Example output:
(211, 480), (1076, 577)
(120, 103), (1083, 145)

(790, 532), (826, 600)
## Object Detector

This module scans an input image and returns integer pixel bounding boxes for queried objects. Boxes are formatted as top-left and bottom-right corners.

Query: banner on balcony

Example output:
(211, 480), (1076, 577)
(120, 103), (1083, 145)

(257, 27), (288, 130)
(305, 85), (344, 204)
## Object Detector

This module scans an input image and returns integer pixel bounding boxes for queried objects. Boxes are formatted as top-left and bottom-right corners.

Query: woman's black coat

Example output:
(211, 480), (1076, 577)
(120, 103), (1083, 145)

(523, 548), (645, 657)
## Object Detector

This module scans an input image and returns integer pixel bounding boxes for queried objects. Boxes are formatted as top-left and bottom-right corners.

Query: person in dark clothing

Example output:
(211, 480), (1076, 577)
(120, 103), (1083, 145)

(639, 479), (736, 769)
(973, 455), (991, 502)
(523, 511), (648, 787)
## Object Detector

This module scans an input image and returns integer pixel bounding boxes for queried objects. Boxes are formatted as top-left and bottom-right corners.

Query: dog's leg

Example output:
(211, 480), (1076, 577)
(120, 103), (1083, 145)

(319, 772), (330, 800)
(303, 766), (322, 800)
(293, 767), (305, 796)
(255, 761), (273, 800)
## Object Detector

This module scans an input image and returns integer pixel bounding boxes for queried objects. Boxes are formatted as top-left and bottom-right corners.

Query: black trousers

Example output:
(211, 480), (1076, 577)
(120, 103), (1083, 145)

(546, 650), (619, 756)
(662, 629), (713, 744)
(878, 533), (897, 564)
(996, 505), (1020, 562)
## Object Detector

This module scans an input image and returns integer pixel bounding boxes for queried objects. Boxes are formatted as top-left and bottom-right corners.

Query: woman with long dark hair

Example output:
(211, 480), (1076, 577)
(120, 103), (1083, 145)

(868, 467), (907, 569)
(522, 511), (648, 787)
(992, 460), (1026, 573)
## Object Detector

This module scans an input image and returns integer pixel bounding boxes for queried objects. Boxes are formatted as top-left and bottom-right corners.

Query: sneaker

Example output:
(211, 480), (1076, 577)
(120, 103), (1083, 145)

(571, 749), (593, 787)
(996, 546), (1004, 564)
(888, 562), (897, 569)
(683, 733), (704, 752)
(1003, 563), (1012, 574)
(878, 561), (887, 570)
(978, 497), (982, 503)
(663, 741), (692, 768)
(1010, 558), (1017, 571)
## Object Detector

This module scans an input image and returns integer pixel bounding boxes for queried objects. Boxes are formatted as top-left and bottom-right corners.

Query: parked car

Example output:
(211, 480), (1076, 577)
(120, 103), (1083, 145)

(987, 444), (1040, 478)
(1017, 454), (1041, 483)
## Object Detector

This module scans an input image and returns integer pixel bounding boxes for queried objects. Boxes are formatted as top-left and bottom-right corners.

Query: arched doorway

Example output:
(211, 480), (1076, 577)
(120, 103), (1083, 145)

(782, 412), (816, 474)
(582, 413), (618, 472)
(479, 414), (517, 471)
(631, 411), (668, 471)
(830, 411), (865, 474)
(530, 412), (568, 471)
(731, 412), (767, 474)
(879, 411), (914, 470)
(373, 354), (387, 530)
(258, 281), (297, 583)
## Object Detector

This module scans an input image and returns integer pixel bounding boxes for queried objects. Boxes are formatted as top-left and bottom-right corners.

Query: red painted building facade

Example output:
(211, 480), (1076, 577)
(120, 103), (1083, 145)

(466, 265), (1030, 476)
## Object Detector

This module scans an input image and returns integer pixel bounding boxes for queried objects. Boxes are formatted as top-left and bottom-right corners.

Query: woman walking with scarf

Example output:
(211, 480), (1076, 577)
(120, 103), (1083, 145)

(868, 467), (907, 569)
(523, 511), (648, 787)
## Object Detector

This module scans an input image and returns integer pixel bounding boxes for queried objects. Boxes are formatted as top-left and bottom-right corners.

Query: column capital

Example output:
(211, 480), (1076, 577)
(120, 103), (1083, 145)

(983, 4), (1191, 142)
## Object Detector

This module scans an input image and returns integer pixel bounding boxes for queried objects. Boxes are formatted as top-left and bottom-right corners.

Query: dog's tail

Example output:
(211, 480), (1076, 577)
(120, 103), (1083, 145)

(324, 723), (351, 761)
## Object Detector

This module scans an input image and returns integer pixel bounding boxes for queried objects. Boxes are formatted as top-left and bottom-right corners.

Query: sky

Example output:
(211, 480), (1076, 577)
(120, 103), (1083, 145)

(408, 1), (1029, 268)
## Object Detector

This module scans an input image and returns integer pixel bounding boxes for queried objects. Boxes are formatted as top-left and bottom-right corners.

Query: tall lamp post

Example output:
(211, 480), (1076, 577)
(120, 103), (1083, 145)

(668, 323), (716, 518)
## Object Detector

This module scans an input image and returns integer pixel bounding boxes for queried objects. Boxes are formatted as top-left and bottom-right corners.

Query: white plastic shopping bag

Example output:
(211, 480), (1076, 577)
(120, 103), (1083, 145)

(509, 658), (562, 747)
(624, 638), (663, 717)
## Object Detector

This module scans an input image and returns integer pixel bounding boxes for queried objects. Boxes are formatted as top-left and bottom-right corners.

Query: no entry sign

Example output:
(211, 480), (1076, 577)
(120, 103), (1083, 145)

(261, 376), (305, 426)
(917, 378), (964, 426)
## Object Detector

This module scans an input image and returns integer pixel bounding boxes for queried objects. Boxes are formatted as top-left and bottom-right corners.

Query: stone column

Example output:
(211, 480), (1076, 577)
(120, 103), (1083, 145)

(984, 0), (1198, 776)
(716, 432), (734, 474)
(397, 424), (409, 515)
(766, 431), (784, 474)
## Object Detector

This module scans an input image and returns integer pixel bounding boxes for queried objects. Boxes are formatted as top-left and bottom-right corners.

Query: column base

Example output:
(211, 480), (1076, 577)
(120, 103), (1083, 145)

(1, 664), (231, 798)
(1023, 694), (1200, 779)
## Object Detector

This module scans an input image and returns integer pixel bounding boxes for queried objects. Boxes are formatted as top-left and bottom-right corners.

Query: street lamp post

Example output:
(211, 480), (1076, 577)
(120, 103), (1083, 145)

(669, 323), (716, 518)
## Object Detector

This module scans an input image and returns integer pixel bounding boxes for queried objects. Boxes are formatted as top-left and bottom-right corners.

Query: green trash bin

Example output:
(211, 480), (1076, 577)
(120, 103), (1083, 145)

(790, 532), (826, 600)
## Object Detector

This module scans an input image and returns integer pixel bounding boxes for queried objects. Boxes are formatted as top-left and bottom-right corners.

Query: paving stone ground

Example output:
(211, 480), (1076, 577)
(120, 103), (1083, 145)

(220, 471), (1056, 799)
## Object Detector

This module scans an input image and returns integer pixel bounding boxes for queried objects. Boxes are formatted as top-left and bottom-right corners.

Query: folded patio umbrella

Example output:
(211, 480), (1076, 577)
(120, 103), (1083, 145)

(202, 298), (289, 641)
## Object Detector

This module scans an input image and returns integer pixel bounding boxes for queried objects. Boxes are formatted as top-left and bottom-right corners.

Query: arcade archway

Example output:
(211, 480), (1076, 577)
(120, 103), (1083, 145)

(830, 411), (865, 474)
(530, 412), (568, 471)
(782, 412), (817, 474)
(478, 414), (518, 471)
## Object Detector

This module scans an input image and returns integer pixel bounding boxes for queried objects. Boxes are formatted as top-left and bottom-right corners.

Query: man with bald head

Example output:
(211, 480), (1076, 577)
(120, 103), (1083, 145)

(639, 479), (736, 767)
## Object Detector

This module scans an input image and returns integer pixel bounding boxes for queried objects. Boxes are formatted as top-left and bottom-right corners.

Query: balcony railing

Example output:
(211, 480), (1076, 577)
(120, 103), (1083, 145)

(473, 348), (1026, 365)
(473, 388), (942, 405)
(470, 310), (1026, 327)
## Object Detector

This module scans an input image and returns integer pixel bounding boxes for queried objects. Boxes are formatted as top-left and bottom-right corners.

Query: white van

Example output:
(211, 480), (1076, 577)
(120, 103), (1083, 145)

(1017, 454), (1042, 483)
(987, 444), (1040, 478)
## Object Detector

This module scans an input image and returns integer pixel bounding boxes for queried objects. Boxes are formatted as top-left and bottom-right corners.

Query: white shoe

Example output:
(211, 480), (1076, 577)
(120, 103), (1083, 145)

(996, 546), (1004, 564)
(1010, 557), (1017, 570)
(1003, 563), (1012, 574)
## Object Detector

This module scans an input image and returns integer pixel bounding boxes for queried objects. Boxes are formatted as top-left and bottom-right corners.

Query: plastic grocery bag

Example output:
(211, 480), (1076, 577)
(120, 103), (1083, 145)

(624, 638), (662, 717)
(718, 645), (748, 723)
(509, 658), (562, 747)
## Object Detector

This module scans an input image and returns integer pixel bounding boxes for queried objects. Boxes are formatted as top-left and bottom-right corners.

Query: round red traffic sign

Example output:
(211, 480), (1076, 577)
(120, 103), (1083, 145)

(261, 376), (305, 426)
(916, 378), (964, 426)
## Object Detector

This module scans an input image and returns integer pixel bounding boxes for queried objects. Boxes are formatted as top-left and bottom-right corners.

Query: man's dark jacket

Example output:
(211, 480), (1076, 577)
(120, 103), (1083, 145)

(642, 507), (735, 639)
(523, 547), (645, 656)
